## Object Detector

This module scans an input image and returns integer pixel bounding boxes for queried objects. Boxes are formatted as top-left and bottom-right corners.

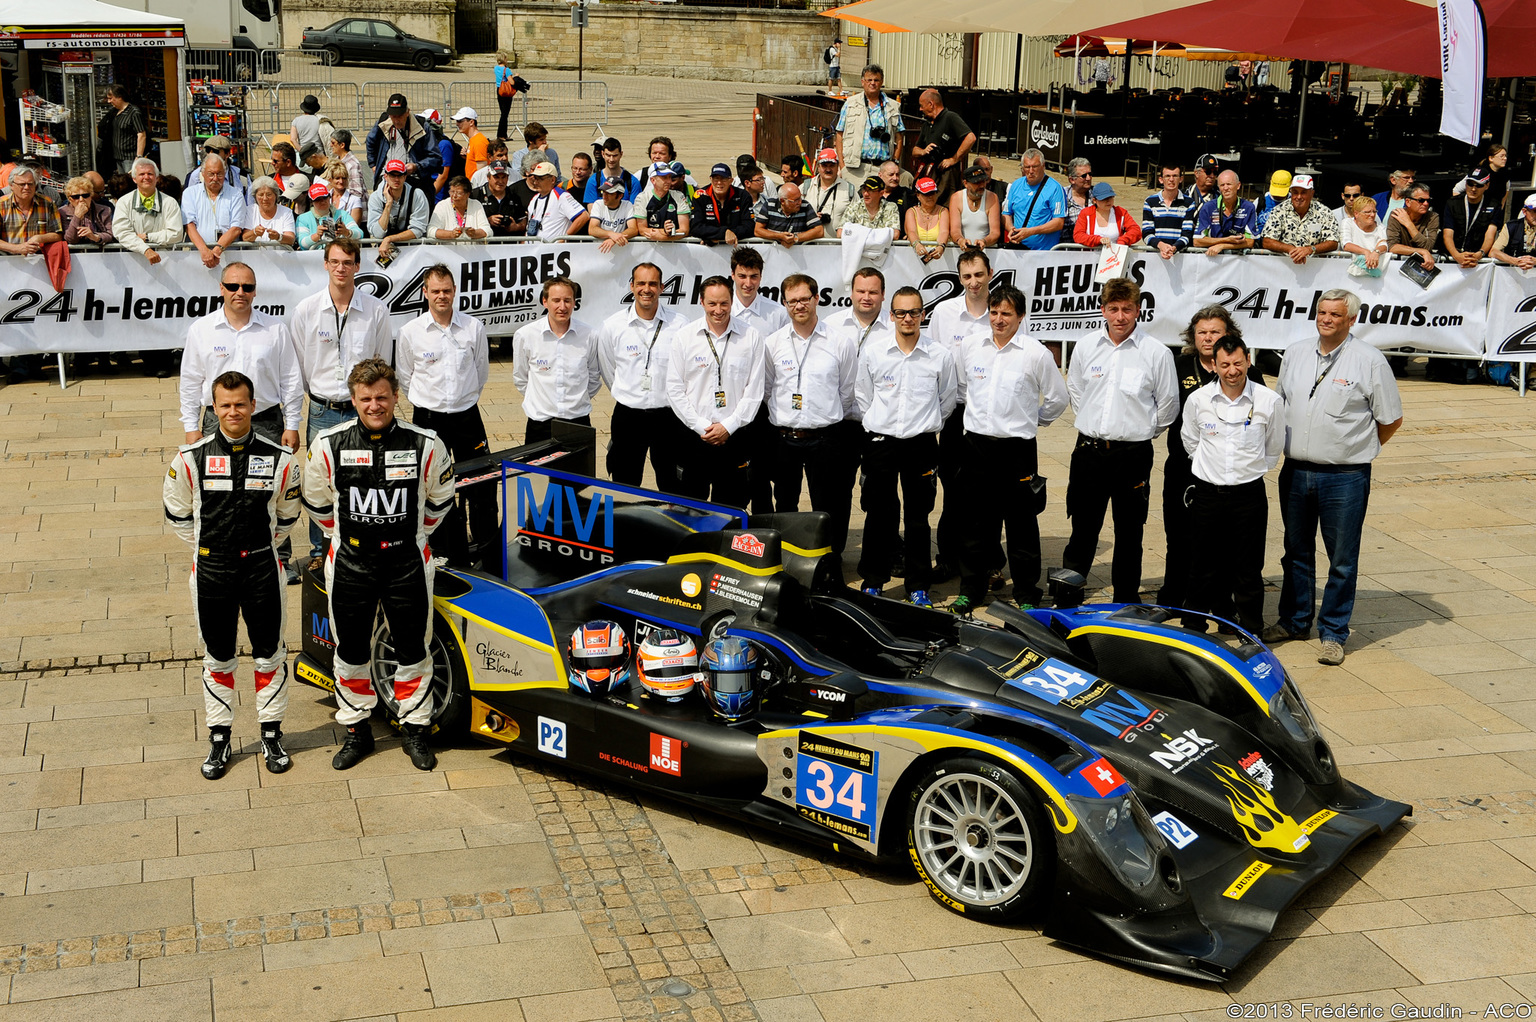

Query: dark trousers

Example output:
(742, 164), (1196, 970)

(608, 403), (681, 493)
(934, 402), (966, 564)
(1158, 448), (1197, 612)
(857, 432), (938, 591)
(673, 430), (752, 510)
(202, 405), (293, 571)
(959, 433), (1044, 604)
(196, 550), (283, 663)
(1063, 436), (1154, 604)
(774, 425), (855, 558)
(745, 406), (777, 515)
(413, 405), (502, 576)
(526, 414), (591, 445)
(496, 93), (514, 140)
(1188, 478), (1268, 631)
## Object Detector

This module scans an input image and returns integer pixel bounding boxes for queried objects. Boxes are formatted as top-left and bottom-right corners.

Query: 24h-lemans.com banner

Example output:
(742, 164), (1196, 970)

(0, 241), (1499, 358)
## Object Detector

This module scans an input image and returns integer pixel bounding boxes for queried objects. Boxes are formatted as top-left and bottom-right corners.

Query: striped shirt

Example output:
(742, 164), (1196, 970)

(1141, 191), (1195, 251)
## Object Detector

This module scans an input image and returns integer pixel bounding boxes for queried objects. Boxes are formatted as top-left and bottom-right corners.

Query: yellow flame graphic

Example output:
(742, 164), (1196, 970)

(1212, 762), (1311, 854)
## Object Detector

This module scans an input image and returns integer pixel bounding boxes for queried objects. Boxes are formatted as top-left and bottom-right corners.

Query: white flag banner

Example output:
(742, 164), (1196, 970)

(0, 242), (1497, 359)
(1437, 0), (1487, 147)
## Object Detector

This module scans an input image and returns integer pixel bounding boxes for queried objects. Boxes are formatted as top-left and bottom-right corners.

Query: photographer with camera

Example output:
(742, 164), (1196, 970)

(801, 149), (855, 234)
(834, 65), (904, 187)
(296, 181), (362, 250)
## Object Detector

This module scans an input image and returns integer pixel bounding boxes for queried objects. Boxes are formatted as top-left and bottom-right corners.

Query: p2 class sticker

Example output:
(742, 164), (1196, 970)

(794, 741), (877, 842)
(536, 716), (567, 758)
(1151, 811), (1198, 849)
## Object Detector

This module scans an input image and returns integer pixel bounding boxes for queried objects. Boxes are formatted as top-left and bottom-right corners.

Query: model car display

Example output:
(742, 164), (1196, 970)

(294, 426), (1409, 980)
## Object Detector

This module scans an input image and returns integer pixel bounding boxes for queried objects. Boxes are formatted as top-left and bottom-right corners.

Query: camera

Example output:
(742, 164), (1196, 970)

(869, 126), (891, 143)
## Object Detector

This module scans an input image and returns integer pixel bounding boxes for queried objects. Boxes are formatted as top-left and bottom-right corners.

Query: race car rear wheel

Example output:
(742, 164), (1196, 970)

(369, 611), (469, 739)
(907, 757), (1051, 920)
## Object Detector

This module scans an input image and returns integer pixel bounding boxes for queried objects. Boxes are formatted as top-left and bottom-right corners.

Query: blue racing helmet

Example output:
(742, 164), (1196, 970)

(703, 636), (758, 721)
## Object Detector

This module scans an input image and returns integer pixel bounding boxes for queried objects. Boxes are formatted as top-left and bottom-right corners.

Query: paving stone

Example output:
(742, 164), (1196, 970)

(379, 919), (499, 956)
(385, 843), (560, 900)
(0, 816), (173, 872)
(709, 909), (855, 972)
(1348, 841), (1536, 900)
(355, 787), (535, 837)
(816, 972), (1039, 1022)
(0, 769), (82, 811)
(1366, 916), (1536, 984)
(1224, 932), (1418, 1002)
(518, 987), (622, 1022)
(138, 946), (263, 985)
(397, 1002), (528, 1022)
(421, 936), (605, 1005)
(261, 931), (383, 971)
(211, 954), (433, 1022)
(194, 859), (391, 921)
(0, 878), (192, 945)
(7, 960), (140, 1002)
(25, 858), (142, 894)
(824, 897), (1004, 957)
(0, 978), (212, 1022)
(491, 912), (585, 943)
(178, 800), (362, 855)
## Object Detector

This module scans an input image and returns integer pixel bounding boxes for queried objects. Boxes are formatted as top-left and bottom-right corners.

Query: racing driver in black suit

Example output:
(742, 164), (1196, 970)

(304, 357), (455, 771)
(164, 370), (303, 780)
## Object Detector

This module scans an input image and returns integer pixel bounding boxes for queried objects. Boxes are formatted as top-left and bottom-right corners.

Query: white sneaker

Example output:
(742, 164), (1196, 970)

(1317, 640), (1346, 666)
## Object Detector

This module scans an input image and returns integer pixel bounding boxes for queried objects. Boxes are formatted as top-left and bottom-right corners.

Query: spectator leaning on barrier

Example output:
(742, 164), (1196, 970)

(0, 164), (62, 256)
(755, 182), (824, 249)
(1075, 180), (1141, 248)
(182, 154), (248, 268)
(323, 159), (364, 229)
(1339, 197), (1388, 276)
(298, 181), (363, 250)
(112, 158), (183, 267)
(906, 177), (950, 264)
(588, 176), (639, 251)
(690, 163), (753, 247)
(1267, 288), (1402, 667)
(1441, 167), (1500, 268)
(1385, 182), (1439, 270)
(105, 84), (147, 174)
(1060, 158), (1093, 246)
(1261, 174), (1339, 264)
(243, 177), (296, 248)
(1254, 170), (1289, 233)
(429, 176), (491, 242)
(1001, 149), (1066, 250)
(476, 160), (526, 237)
(365, 94), (443, 196)
(1141, 163), (1194, 258)
(802, 149), (856, 234)
(61, 174), (113, 247)
(835, 64), (904, 186)
(1492, 192), (1536, 270)
(525, 161), (589, 241)
(1193, 170), (1258, 255)
(841, 174), (902, 236)
(368, 159), (430, 262)
(951, 165), (1000, 250)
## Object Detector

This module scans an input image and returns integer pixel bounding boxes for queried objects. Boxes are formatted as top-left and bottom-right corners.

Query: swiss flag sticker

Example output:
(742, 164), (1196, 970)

(1079, 758), (1127, 796)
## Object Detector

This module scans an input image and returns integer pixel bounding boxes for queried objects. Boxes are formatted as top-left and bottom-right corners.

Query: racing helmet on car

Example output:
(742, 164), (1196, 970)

(635, 628), (701, 701)
(702, 636), (758, 721)
(568, 620), (631, 696)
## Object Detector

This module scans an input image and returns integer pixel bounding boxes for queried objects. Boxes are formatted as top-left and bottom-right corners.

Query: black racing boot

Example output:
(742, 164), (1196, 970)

(400, 724), (437, 771)
(260, 724), (292, 774)
(331, 723), (375, 770)
(201, 726), (233, 780)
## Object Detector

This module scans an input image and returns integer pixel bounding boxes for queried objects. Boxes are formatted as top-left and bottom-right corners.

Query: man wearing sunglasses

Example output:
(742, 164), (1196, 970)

(1385, 182), (1439, 271)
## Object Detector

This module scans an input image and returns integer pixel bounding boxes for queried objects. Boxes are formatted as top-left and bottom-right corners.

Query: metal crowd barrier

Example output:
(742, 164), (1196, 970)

(361, 82), (448, 126)
(510, 80), (611, 135)
(184, 48), (263, 84)
(256, 49), (336, 85)
(246, 82), (363, 161)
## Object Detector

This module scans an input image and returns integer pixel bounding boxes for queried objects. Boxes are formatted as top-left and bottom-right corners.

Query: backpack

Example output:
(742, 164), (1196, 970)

(824, 46), (835, 65)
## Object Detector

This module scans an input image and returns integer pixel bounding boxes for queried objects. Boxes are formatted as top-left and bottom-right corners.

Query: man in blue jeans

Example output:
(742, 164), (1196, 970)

(1266, 289), (1402, 665)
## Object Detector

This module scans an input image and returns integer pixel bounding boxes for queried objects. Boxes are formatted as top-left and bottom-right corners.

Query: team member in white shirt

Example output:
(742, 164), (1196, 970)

(1062, 278), (1178, 606)
(1179, 334), (1283, 633)
(288, 236), (395, 574)
(396, 264), (498, 575)
(728, 246), (788, 514)
(825, 267), (896, 547)
(666, 275), (766, 508)
(924, 249), (996, 581)
(597, 262), (683, 489)
(512, 277), (603, 444)
(950, 285), (1068, 617)
(765, 273), (858, 576)
(855, 285), (957, 607)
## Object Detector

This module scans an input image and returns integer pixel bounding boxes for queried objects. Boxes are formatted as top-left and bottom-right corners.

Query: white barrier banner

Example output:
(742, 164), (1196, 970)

(1485, 266), (1536, 364)
(0, 242), (1496, 357)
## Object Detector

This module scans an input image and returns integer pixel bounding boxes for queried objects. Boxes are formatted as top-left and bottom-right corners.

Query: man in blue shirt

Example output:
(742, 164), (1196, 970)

(1193, 170), (1259, 254)
(1002, 149), (1066, 250)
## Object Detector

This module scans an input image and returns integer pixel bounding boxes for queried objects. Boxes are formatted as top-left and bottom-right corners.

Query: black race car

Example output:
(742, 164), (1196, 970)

(294, 425), (1409, 980)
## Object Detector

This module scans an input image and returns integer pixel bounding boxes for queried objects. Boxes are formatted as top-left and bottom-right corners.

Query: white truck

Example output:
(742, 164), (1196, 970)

(111, 0), (282, 51)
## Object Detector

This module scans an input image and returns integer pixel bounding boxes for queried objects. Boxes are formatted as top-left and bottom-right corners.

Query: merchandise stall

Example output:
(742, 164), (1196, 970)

(0, 0), (188, 190)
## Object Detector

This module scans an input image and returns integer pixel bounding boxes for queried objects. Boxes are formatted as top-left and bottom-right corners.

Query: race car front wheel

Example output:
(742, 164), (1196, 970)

(907, 757), (1052, 921)
(369, 611), (469, 740)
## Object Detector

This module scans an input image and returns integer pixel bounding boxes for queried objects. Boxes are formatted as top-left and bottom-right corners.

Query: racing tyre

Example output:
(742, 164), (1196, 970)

(906, 757), (1052, 921)
(322, 46), (342, 66)
(369, 611), (469, 740)
(413, 50), (436, 71)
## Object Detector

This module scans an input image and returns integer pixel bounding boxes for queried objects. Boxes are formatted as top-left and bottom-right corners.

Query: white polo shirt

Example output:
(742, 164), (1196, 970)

(856, 333), (958, 439)
(396, 310), (490, 414)
(597, 304), (681, 412)
(1067, 327), (1179, 441)
(958, 331), (1068, 440)
(511, 315), (603, 422)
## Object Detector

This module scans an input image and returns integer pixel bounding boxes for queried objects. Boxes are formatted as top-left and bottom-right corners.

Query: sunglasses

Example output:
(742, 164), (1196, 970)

(1407, 196), (1430, 204)
(891, 308), (923, 318)
(66, 193), (91, 201)
(221, 281), (257, 293)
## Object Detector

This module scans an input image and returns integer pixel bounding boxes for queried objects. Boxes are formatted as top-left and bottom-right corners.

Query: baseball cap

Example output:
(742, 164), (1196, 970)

(964, 165), (987, 182)
(669, 160), (686, 178)
(452, 106), (476, 122)
(1197, 153), (1219, 174)
(204, 135), (232, 151)
(860, 175), (883, 192)
(650, 161), (677, 177)
(384, 159), (407, 175)
(599, 176), (626, 194)
(387, 93), (408, 113)
(530, 160), (557, 177)
(281, 173), (310, 201)
(816, 147), (838, 164)
(1090, 181), (1116, 200)
(914, 177), (938, 194)
(1466, 167), (1492, 186)
(1525, 193), (1536, 210)
(736, 153), (758, 172)
(710, 162), (732, 178)
(422, 108), (441, 125)
(489, 160), (510, 175)
(1269, 169), (1292, 198)
(307, 181), (330, 200)
(1290, 174), (1316, 191)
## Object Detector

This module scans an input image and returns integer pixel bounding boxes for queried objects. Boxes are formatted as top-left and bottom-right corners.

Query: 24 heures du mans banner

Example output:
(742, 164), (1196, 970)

(0, 241), (1519, 360)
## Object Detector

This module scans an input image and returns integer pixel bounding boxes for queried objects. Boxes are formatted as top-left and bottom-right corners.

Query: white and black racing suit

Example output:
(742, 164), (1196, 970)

(164, 430), (302, 728)
(303, 416), (455, 726)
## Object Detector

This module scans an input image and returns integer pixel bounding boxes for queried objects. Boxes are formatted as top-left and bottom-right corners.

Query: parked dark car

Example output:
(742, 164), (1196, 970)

(300, 18), (453, 71)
